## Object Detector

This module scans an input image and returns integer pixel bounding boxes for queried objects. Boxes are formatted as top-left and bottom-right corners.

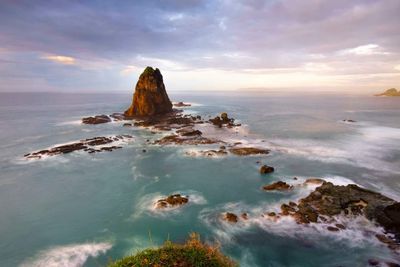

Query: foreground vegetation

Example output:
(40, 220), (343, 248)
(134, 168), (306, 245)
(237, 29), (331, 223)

(108, 233), (237, 267)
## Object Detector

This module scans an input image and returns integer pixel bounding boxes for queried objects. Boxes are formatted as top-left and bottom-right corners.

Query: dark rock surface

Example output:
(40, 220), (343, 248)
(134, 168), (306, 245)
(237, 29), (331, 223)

(209, 113), (240, 128)
(260, 165), (274, 174)
(174, 102), (191, 107)
(223, 212), (238, 223)
(125, 67), (173, 117)
(24, 135), (133, 159)
(263, 181), (293, 191)
(156, 194), (189, 209)
(82, 115), (111, 124)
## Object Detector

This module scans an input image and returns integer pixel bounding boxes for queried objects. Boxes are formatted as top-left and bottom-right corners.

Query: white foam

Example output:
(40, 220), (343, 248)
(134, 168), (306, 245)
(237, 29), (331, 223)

(56, 120), (82, 126)
(20, 242), (112, 267)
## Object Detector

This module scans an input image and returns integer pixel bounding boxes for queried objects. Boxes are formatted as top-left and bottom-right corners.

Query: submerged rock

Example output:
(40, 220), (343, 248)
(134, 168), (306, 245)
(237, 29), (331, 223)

(223, 212), (238, 223)
(156, 194), (189, 209)
(125, 67), (173, 117)
(154, 134), (220, 146)
(229, 147), (270, 156)
(82, 114), (111, 124)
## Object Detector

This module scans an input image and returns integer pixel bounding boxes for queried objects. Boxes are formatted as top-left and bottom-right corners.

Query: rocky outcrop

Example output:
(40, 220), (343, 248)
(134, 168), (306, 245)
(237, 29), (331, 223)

(263, 181), (293, 191)
(229, 147), (270, 156)
(174, 102), (191, 107)
(82, 115), (111, 124)
(125, 67), (173, 117)
(375, 88), (400, 97)
(260, 165), (274, 174)
(24, 135), (133, 159)
(209, 113), (240, 128)
(156, 194), (189, 209)
(223, 212), (238, 223)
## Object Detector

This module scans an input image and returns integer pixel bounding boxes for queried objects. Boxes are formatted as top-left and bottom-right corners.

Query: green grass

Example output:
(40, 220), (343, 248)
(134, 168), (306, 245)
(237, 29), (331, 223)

(108, 233), (237, 267)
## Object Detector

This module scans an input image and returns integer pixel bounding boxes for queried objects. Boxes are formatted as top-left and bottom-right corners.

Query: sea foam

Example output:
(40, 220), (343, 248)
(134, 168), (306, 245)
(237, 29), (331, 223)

(20, 242), (112, 267)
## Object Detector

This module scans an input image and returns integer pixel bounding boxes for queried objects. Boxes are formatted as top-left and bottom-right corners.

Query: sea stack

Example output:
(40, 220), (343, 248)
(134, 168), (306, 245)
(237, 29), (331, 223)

(124, 67), (173, 117)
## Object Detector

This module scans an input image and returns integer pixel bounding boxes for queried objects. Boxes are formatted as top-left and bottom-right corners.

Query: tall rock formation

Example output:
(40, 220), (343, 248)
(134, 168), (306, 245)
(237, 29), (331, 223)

(124, 67), (173, 117)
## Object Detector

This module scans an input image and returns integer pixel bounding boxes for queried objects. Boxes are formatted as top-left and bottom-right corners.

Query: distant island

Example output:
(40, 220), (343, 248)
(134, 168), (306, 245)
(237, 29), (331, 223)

(375, 88), (400, 96)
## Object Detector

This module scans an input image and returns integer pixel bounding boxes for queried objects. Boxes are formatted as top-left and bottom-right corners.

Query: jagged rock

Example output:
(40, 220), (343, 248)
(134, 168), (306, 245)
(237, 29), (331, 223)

(263, 181), (292, 191)
(125, 67), (173, 117)
(260, 165), (274, 174)
(156, 194), (188, 209)
(229, 147), (270, 156)
(82, 115), (111, 124)
(209, 113), (240, 128)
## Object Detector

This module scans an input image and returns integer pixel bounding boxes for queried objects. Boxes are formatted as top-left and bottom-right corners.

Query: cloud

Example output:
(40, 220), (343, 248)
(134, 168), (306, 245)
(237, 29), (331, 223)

(339, 44), (390, 56)
(42, 55), (76, 65)
(0, 0), (399, 92)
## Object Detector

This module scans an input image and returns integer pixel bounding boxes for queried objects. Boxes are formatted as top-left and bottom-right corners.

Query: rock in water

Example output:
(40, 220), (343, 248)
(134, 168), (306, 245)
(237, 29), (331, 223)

(124, 67), (173, 117)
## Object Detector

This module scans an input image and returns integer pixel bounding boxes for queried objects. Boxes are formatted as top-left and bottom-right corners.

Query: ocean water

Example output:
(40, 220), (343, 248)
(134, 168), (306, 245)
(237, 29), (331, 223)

(0, 92), (399, 267)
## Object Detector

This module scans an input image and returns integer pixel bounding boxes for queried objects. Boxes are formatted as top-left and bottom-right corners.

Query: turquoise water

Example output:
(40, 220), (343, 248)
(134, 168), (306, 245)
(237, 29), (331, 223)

(0, 92), (399, 266)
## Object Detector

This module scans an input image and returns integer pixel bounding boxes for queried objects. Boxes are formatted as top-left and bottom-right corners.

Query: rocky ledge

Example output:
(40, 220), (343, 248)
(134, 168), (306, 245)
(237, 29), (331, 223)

(263, 181), (293, 191)
(267, 181), (400, 251)
(82, 114), (111, 124)
(209, 112), (241, 128)
(156, 194), (189, 209)
(375, 88), (400, 97)
(24, 135), (133, 159)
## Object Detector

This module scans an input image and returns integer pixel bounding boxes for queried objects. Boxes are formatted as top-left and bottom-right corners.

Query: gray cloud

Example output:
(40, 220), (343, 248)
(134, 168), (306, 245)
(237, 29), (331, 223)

(0, 0), (399, 91)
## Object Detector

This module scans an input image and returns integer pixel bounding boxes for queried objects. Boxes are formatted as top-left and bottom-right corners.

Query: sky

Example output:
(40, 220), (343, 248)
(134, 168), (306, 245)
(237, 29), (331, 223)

(0, 0), (399, 93)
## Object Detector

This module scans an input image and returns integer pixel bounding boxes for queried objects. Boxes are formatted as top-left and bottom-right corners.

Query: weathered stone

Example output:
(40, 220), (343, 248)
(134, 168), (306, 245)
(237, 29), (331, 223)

(125, 67), (173, 117)
(260, 165), (274, 174)
(156, 194), (189, 209)
(82, 115), (111, 124)
(263, 181), (292, 191)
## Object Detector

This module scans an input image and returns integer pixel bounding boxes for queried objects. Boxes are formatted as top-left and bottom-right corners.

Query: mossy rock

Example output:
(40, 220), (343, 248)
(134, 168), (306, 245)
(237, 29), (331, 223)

(108, 233), (237, 267)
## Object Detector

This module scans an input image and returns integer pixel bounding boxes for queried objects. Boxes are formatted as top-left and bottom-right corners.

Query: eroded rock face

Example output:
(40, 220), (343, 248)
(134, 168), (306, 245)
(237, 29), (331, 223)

(125, 67), (173, 117)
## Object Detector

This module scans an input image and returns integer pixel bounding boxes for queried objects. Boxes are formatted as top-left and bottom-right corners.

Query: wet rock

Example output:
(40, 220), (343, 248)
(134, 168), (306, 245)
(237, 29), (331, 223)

(229, 147), (270, 156)
(174, 102), (191, 107)
(327, 226), (339, 232)
(342, 119), (356, 123)
(267, 212), (276, 217)
(263, 181), (292, 191)
(125, 67), (173, 117)
(260, 165), (274, 174)
(24, 135), (133, 159)
(209, 113), (240, 128)
(176, 128), (202, 136)
(186, 149), (228, 157)
(156, 194), (188, 209)
(241, 213), (248, 220)
(281, 204), (296, 215)
(123, 123), (132, 127)
(82, 115), (111, 124)
(368, 259), (379, 266)
(335, 223), (346, 229)
(223, 212), (238, 223)
(109, 113), (126, 121)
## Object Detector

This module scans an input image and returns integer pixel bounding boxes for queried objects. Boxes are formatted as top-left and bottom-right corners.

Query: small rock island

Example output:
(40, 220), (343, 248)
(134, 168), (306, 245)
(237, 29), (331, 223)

(375, 88), (400, 97)
(124, 66), (173, 117)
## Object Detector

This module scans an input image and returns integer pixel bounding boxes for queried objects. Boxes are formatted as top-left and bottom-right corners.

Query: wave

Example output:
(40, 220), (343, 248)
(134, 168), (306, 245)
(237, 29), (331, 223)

(20, 242), (112, 267)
